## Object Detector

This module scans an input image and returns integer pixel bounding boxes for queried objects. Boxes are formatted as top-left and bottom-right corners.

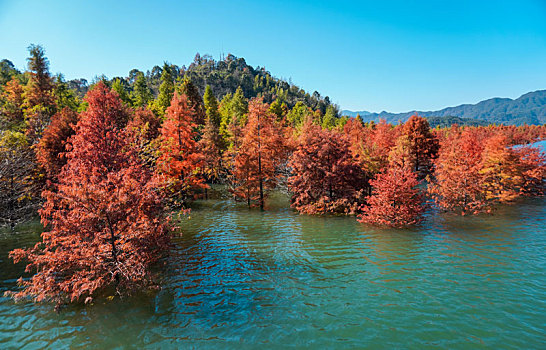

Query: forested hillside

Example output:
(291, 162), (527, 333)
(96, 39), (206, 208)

(1, 52), (338, 116)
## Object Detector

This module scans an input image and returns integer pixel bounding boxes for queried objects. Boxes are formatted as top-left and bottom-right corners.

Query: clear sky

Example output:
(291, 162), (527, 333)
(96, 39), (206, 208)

(1, 0), (545, 112)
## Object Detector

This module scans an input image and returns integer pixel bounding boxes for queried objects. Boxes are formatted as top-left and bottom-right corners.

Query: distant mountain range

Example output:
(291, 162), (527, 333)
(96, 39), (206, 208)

(342, 90), (546, 126)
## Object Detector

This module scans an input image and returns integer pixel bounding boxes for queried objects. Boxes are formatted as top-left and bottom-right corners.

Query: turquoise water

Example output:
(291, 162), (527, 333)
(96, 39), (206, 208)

(0, 192), (545, 349)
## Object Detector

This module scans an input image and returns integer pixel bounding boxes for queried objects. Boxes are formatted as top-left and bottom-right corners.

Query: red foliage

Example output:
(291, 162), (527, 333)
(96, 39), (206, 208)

(230, 98), (287, 209)
(428, 127), (488, 214)
(514, 145), (546, 196)
(354, 119), (400, 175)
(157, 92), (205, 203)
(359, 162), (425, 228)
(402, 115), (439, 174)
(35, 107), (78, 180)
(8, 82), (171, 305)
(127, 107), (161, 142)
(288, 120), (367, 214)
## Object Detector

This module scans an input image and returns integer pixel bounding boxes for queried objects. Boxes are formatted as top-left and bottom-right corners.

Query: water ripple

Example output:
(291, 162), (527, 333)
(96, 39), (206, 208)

(0, 196), (545, 348)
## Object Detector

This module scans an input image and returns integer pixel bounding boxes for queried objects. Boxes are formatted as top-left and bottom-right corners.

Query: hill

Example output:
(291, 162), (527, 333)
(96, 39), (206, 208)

(63, 53), (337, 115)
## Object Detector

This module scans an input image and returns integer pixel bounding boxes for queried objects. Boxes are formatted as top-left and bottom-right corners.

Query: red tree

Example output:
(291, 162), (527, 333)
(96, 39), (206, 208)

(428, 127), (488, 214)
(514, 145), (546, 196)
(230, 98), (287, 209)
(157, 92), (205, 204)
(8, 82), (171, 306)
(35, 107), (78, 180)
(358, 162), (425, 228)
(402, 115), (439, 175)
(354, 119), (400, 176)
(288, 119), (367, 214)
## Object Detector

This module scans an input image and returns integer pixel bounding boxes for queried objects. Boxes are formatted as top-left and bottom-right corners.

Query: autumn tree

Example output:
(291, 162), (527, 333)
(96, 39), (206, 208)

(7, 82), (171, 306)
(126, 107), (162, 169)
(157, 92), (205, 204)
(480, 134), (527, 203)
(358, 161), (425, 228)
(229, 98), (287, 209)
(358, 119), (400, 176)
(428, 127), (488, 214)
(514, 145), (546, 196)
(35, 107), (79, 180)
(288, 119), (367, 214)
(402, 115), (439, 175)
(0, 77), (25, 130)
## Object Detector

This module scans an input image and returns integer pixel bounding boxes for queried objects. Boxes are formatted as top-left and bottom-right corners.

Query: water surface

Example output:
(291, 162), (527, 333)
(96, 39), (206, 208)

(1, 192), (545, 349)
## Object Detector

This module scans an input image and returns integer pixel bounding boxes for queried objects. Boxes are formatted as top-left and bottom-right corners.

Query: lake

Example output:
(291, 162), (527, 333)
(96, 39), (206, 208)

(1, 191), (545, 349)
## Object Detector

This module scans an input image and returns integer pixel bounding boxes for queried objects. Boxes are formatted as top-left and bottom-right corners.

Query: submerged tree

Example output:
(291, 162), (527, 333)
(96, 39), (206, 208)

(230, 98), (287, 209)
(288, 119), (367, 214)
(8, 82), (171, 306)
(358, 162), (425, 228)
(157, 92), (205, 204)
(480, 134), (524, 203)
(402, 115), (439, 175)
(428, 127), (488, 215)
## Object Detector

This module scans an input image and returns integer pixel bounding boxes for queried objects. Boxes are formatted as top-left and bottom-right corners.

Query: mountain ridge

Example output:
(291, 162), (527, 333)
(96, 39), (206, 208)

(342, 90), (546, 126)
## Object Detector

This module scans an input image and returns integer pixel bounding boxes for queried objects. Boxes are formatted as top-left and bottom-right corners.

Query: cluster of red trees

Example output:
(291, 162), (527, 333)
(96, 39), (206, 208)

(2, 50), (545, 306)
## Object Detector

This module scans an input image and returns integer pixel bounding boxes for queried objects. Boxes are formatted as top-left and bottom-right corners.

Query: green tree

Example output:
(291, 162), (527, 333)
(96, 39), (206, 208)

(152, 63), (175, 117)
(286, 101), (311, 128)
(219, 87), (248, 145)
(112, 78), (131, 105)
(321, 105), (337, 129)
(53, 74), (80, 111)
(203, 85), (221, 128)
(131, 72), (153, 107)
(178, 77), (205, 125)
(24, 44), (57, 142)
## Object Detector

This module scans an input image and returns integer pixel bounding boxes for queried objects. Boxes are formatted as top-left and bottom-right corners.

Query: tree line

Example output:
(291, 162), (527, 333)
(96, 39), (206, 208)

(1, 45), (545, 307)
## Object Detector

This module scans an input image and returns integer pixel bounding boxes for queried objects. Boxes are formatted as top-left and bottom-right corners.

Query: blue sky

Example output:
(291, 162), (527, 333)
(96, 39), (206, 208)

(1, 0), (545, 112)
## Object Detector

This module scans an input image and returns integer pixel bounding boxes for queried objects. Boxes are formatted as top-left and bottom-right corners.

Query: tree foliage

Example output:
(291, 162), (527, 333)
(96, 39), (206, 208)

(229, 98), (287, 209)
(157, 92), (205, 204)
(288, 120), (367, 214)
(359, 162), (425, 228)
(35, 107), (79, 180)
(8, 82), (171, 306)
